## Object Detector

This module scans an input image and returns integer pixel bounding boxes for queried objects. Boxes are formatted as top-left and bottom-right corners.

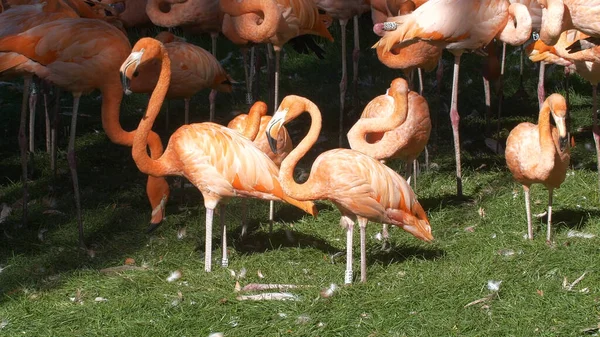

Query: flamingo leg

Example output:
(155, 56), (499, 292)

(537, 61), (546, 109)
(18, 77), (31, 228)
(50, 88), (61, 175)
(205, 207), (214, 272)
(412, 159), (418, 191)
(496, 42), (506, 151)
(450, 52), (463, 197)
(29, 81), (37, 153)
(274, 47), (281, 113)
(44, 91), (50, 153)
(342, 215), (354, 284)
(352, 15), (360, 108)
(592, 84), (600, 200)
(240, 199), (248, 237)
(242, 48), (253, 105)
(381, 223), (389, 251)
(523, 185), (533, 240)
(209, 89), (217, 122)
(184, 98), (190, 124)
(339, 19), (348, 147)
(211, 32), (218, 58)
(417, 68), (424, 96)
(483, 76), (491, 134)
(269, 200), (274, 221)
(358, 217), (368, 283)
(220, 204), (228, 267)
(67, 95), (85, 248)
(546, 188), (554, 243)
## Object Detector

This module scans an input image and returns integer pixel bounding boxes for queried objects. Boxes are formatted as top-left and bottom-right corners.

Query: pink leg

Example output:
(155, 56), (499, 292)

(592, 84), (600, 200)
(524, 185), (533, 240)
(537, 62), (546, 109)
(450, 53), (463, 197)
(496, 43), (506, 151)
(205, 207), (214, 272)
(44, 92), (50, 153)
(342, 215), (354, 284)
(274, 48), (281, 113)
(358, 217), (368, 283)
(417, 68), (424, 96)
(483, 76), (491, 134)
(339, 19), (348, 147)
(220, 205), (228, 267)
(209, 89), (217, 122)
(67, 95), (85, 248)
(436, 58), (444, 95)
(546, 188), (554, 243)
(18, 77), (31, 228)
(381, 224), (389, 250)
(28, 81), (37, 153)
(352, 15), (360, 108)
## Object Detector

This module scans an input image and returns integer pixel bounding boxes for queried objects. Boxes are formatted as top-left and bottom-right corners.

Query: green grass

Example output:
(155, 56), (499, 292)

(1, 16), (600, 336)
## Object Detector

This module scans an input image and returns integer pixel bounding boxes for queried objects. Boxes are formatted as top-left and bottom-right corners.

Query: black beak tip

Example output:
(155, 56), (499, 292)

(267, 133), (278, 154)
(559, 136), (568, 152)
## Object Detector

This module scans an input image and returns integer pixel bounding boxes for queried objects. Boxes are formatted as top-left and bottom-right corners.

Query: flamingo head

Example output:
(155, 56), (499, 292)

(120, 38), (167, 95)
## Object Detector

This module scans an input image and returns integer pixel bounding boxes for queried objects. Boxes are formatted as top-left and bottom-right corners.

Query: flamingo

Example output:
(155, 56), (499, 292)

(312, 0), (370, 146)
(373, 0), (533, 196)
(505, 93), (570, 242)
(127, 31), (233, 125)
(120, 37), (317, 272)
(227, 101), (292, 235)
(145, 0), (223, 121)
(0, 18), (171, 246)
(265, 95), (432, 284)
(527, 30), (600, 198)
(536, 0), (600, 46)
(347, 77), (430, 249)
(220, 0), (334, 114)
(101, 0), (153, 30)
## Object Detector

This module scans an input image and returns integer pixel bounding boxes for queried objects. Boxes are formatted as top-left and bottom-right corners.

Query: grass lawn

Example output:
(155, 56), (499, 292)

(1, 17), (599, 336)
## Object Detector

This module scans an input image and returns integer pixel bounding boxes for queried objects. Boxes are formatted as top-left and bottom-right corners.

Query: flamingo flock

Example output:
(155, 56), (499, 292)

(1, 0), (598, 284)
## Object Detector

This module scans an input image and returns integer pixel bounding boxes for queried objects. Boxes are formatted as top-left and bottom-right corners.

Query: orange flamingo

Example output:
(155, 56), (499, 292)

(505, 93), (570, 242)
(347, 77), (430, 249)
(127, 31), (232, 125)
(373, 0), (533, 196)
(227, 101), (292, 235)
(0, 18), (171, 246)
(145, 0), (223, 121)
(536, 0), (600, 46)
(312, 0), (370, 145)
(220, 0), (334, 113)
(120, 37), (317, 272)
(528, 30), (600, 197)
(265, 95), (432, 284)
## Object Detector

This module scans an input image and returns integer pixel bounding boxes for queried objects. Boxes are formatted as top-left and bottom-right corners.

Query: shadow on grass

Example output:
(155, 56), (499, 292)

(368, 244), (445, 266)
(223, 228), (339, 256)
(419, 193), (476, 211)
(550, 207), (600, 233)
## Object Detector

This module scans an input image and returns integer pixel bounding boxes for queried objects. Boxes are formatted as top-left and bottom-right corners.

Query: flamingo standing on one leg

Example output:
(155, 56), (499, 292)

(120, 37), (317, 272)
(127, 31), (233, 126)
(373, 0), (533, 196)
(266, 95), (432, 284)
(0, 18), (171, 246)
(227, 101), (293, 234)
(312, 0), (370, 146)
(347, 77), (430, 249)
(505, 93), (570, 242)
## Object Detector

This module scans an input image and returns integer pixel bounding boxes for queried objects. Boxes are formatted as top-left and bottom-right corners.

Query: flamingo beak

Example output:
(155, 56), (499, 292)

(266, 108), (288, 154)
(119, 49), (144, 95)
(552, 113), (568, 152)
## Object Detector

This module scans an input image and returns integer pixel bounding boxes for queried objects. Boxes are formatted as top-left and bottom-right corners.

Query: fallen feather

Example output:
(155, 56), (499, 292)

(240, 283), (313, 292)
(464, 226), (476, 233)
(478, 207), (486, 218)
(567, 230), (595, 239)
(236, 292), (298, 301)
(278, 313), (287, 318)
(37, 228), (48, 242)
(497, 249), (515, 257)
(257, 270), (265, 278)
(296, 314), (311, 324)
(177, 227), (187, 240)
(228, 269), (236, 277)
(320, 283), (337, 298)
(238, 267), (247, 279)
(94, 297), (108, 302)
(124, 258), (135, 265)
(374, 232), (383, 241)
(99, 265), (148, 274)
(0, 203), (12, 224)
(0, 319), (7, 329)
(464, 293), (496, 308)
(535, 211), (547, 218)
(580, 324), (600, 334)
(166, 270), (182, 282)
(234, 281), (241, 292)
(0, 265), (11, 274)
(487, 280), (502, 292)
(563, 272), (587, 291)
(208, 333), (224, 337)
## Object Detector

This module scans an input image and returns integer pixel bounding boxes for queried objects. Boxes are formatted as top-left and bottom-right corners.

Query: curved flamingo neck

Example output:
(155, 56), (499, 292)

(132, 41), (173, 176)
(243, 102), (267, 140)
(539, 0), (565, 46)
(220, 0), (280, 44)
(497, 2), (533, 46)
(537, 97), (556, 154)
(279, 98), (323, 201)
